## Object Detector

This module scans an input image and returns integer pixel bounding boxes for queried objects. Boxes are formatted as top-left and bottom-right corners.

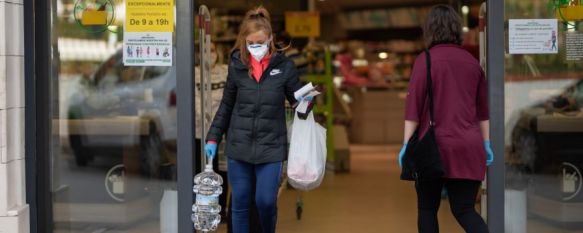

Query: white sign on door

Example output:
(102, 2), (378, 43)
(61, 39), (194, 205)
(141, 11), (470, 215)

(123, 32), (173, 66)
(509, 19), (559, 54)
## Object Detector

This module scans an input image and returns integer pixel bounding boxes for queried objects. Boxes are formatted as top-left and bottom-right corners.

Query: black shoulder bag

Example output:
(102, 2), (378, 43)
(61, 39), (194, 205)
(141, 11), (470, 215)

(400, 50), (445, 181)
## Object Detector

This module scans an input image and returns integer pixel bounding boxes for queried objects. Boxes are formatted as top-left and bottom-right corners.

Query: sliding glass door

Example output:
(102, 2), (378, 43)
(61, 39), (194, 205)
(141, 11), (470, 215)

(38, 0), (194, 232)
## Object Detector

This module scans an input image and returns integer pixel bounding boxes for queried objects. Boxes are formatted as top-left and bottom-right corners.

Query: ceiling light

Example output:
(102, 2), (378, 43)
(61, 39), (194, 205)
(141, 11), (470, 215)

(462, 6), (469, 15)
(378, 52), (388, 59)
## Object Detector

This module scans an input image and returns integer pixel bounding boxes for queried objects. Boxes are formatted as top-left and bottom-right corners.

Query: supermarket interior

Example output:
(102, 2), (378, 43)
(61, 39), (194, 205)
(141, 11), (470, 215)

(198, 0), (486, 232)
(44, 0), (583, 232)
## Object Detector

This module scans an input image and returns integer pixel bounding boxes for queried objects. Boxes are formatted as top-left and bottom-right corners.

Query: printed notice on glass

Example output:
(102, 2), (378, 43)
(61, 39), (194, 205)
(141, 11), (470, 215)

(123, 0), (174, 66)
(509, 19), (559, 54)
(123, 32), (172, 66)
(566, 32), (583, 61)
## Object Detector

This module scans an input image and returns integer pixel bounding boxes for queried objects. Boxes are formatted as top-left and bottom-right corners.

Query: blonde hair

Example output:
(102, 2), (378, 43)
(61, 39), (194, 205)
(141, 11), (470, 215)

(232, 6), (276, 67)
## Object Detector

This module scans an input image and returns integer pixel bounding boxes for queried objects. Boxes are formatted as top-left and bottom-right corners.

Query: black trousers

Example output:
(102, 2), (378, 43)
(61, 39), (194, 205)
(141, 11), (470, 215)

(416, 178), (489, 233)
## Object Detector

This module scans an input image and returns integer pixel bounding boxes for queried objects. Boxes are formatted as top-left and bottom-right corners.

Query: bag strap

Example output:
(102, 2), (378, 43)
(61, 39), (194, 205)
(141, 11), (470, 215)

(424, 50), (435, 126)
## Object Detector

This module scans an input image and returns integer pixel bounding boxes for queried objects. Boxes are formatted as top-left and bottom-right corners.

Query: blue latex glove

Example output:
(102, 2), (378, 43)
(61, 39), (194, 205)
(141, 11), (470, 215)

(398, 143), (407, 168)
(485, 140), (494, 166)
(204, 143), (217, 160)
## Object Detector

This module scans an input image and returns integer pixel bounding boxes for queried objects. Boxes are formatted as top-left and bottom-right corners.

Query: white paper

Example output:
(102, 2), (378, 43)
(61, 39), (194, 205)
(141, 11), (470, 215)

(509, 19), (559, 54)
(296, 90), (320, 114)
(123, 32), (173, 66)
(294, 82), (315, 100)
(566, 32), (583, 61)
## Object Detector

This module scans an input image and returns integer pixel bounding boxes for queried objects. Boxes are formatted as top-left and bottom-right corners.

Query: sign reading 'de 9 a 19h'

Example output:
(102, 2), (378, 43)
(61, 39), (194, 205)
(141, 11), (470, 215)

(124, 0), (174, 66)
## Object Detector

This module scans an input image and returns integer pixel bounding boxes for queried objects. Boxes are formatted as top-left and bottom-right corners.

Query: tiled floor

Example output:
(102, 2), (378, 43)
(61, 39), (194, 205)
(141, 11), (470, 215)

(54, 145), (583, 233)
(272, 145), (466, 233)
(54, 145), (468, 233)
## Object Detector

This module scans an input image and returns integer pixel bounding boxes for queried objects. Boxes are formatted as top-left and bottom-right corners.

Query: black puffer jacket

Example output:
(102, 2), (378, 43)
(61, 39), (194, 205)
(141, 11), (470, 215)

(206, 50), (302, 164)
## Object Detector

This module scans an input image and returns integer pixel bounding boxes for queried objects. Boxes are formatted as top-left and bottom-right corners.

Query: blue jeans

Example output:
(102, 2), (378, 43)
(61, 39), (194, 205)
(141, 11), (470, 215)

(228, 159), (283, 233)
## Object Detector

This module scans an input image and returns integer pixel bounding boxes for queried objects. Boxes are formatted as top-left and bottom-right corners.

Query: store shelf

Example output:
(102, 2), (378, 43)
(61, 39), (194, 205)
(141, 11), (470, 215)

(213, 36), (237, 43)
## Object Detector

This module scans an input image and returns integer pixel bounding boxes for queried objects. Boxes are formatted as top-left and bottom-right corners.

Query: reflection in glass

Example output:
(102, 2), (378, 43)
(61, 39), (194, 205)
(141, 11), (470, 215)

(51, 0), (177, 232)
(505, 0), (583, 232)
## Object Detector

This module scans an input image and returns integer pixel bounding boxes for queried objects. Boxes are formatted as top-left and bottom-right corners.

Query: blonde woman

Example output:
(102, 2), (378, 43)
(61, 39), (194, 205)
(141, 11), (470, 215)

(204, 6), (304, 233)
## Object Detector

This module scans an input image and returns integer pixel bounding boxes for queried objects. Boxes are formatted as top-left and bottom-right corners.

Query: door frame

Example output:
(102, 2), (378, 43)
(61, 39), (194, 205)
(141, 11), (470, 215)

(176, 1), (196, 232)
(25, 0), (504, 232)
(486, 0), (505, 232)
(24, 0), (198, 232)
(25, 0), (53, 232)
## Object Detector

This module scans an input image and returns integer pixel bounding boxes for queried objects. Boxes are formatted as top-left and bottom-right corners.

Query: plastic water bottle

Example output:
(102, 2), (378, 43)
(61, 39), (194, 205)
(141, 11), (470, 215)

(192, 163), (223, 232)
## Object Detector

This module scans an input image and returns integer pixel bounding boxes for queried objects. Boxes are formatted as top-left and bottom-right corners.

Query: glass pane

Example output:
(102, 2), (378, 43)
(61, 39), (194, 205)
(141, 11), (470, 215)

(504, 0), (583, 232)
(50, 0), (178, 232)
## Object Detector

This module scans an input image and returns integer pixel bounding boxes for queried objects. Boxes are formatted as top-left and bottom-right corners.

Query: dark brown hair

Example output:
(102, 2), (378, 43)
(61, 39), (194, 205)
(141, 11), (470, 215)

(232, 6), (276, 67)
(423, 5), (463, 48)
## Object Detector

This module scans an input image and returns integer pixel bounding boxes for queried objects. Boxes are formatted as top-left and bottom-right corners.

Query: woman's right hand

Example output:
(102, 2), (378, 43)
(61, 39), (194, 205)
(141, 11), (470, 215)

(204, 142), (217, 160)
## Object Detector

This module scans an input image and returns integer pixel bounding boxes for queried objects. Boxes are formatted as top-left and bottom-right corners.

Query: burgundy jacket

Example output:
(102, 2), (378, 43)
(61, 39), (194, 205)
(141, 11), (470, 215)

(405, 44), (489, 181)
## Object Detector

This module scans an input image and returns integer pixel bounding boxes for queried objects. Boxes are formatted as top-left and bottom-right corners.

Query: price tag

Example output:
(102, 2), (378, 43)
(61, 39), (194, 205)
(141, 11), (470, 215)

(285, 11), (321, 37)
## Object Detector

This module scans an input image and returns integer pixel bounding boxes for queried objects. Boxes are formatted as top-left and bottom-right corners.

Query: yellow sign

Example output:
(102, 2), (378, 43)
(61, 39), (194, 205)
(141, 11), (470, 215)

(285, 12), (320, 37)
(81, 10), (107, 25)
(125, 0), (174, 32)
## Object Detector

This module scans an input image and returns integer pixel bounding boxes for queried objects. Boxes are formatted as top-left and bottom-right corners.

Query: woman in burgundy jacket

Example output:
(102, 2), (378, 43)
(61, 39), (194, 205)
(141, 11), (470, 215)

(399, 5), (492, 233)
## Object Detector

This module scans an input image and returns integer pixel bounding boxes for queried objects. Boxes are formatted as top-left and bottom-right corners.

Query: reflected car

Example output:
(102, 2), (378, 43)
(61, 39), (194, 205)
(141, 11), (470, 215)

(67, 50), (177, 178)
(510, 79), (583, 223)
(511, 79), (583, 172)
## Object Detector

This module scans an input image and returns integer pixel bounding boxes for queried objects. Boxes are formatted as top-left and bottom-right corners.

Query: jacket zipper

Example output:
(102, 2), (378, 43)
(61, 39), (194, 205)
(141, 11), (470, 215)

(252, 62), (268, 161)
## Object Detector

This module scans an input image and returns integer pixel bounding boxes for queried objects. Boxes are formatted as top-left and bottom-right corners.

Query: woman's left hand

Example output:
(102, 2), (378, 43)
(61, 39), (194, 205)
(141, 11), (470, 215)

(484, 140), (494, 166)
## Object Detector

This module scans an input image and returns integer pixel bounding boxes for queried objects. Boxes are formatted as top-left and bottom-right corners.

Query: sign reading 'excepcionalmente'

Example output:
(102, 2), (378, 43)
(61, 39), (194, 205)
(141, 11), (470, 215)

(124, 0), (174, 66)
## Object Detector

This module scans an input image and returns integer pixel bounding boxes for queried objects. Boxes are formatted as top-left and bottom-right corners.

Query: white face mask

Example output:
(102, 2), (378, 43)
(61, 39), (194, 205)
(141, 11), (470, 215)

(247, 41), (270, 61)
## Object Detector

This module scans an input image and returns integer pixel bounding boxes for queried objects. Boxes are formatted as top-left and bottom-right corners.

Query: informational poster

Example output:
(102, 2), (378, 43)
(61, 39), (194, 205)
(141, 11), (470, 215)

(124, 0), (174, 66)
(124, 32), (172, 66)
(509, 19), (559, 54)
(285, 11), (321, 37)
(566, 32), (583, 61)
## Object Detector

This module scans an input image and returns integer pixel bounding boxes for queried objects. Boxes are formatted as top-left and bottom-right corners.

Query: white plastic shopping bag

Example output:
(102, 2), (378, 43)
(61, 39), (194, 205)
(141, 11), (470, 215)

(287, 110), (327, 191)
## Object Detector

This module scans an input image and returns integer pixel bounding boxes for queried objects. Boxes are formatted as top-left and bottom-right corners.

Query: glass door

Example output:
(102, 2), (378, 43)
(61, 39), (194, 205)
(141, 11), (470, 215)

(504, 0), (583, 232)
(47, 0), (180, 232)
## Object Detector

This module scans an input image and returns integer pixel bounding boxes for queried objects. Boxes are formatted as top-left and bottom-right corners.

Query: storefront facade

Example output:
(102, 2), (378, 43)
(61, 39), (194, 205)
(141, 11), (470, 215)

(1, 0), (582, 232)
(0, 0), (29, 232)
